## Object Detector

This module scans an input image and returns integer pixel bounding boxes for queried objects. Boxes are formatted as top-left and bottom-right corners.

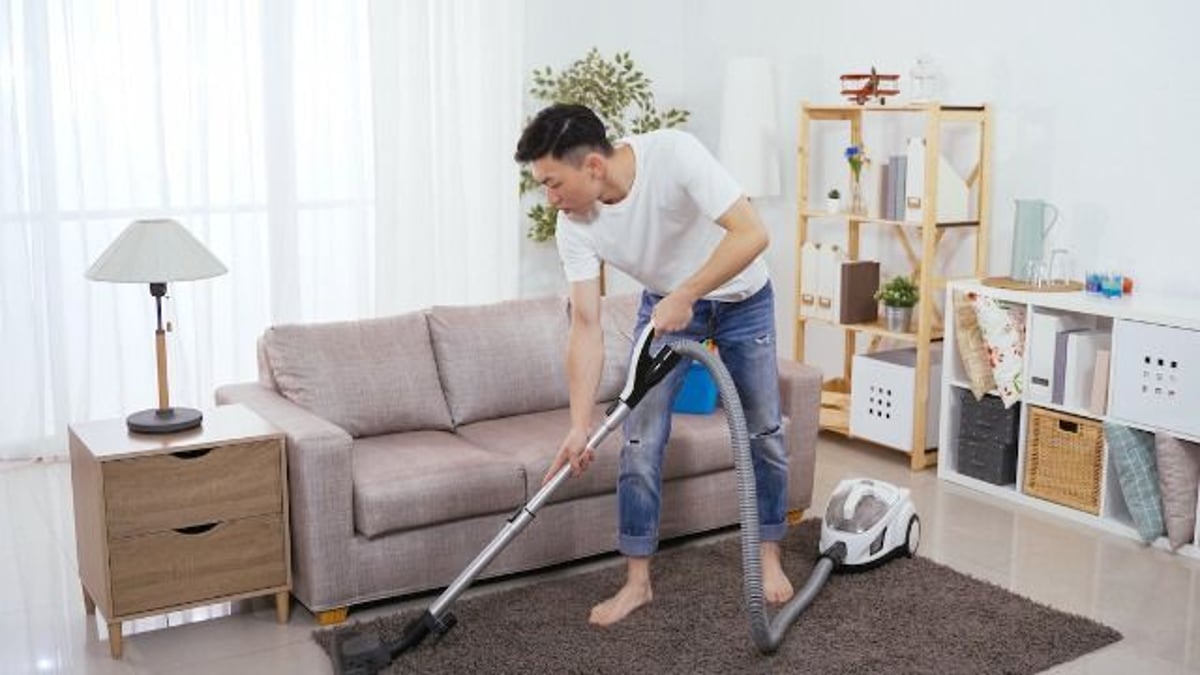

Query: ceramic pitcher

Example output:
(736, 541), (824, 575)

(1010, 199), (1060, 282)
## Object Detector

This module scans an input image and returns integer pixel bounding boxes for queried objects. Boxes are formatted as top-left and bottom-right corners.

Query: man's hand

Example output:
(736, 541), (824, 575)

(651, 290), (697, 335)
(543, 426), (594, 485)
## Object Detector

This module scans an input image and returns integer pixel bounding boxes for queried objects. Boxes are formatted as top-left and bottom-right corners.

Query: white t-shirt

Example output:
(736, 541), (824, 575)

(554, 129), (769, 302)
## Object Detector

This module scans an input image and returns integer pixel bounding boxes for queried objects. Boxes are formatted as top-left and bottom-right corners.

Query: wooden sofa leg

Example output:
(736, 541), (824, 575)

(787, 508), (806, 525)
(315, 607), (349, 626)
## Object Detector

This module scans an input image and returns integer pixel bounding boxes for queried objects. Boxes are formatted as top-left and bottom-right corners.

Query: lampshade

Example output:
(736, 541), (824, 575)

(85, 219), (227, 283)
(718, 57), (781, 198)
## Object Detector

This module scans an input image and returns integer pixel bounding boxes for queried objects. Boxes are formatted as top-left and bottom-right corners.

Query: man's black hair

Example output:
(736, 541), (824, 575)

(514, 103), (613, 164)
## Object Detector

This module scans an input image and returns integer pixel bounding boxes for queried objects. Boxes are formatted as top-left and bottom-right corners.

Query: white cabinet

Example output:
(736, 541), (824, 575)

(938, 280), (1200, 560)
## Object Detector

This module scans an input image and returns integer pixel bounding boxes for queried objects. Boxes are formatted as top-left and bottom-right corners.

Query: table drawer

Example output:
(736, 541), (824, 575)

(109, 513), (286, 617)
(104, 439), (282, 538)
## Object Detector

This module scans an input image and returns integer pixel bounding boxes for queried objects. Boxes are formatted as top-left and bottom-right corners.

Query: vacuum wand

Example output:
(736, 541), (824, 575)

(331, 323), (678, 675)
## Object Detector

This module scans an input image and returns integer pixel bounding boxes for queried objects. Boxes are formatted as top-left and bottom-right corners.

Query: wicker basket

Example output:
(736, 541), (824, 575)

(1023, 407), (1103, 514)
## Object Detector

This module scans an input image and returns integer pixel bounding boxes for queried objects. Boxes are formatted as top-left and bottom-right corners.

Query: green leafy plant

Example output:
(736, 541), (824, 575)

(827, 188), (840, 199)
(520, 48), (690, 242)
(875, 275), (919, 308)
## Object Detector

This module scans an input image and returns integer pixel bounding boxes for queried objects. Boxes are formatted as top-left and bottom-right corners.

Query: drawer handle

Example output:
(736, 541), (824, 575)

(171, 448), (212, 460)
(174, 523), (219, 536)
(1057, 420), (1079, 434)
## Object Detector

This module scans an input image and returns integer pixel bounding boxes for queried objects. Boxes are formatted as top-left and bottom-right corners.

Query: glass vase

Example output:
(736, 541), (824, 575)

(850, 176), (864, 215)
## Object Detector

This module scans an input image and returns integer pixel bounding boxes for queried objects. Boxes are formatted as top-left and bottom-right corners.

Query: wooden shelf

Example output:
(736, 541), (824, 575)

(794, 101), (993, 471)
(798, 315), (943, 342)
(803, 102), (987, 116)
(801, 210), (980, 228)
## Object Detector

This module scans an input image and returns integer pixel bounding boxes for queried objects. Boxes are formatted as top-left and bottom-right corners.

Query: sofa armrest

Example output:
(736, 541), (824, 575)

(215, 383), (356, 610)
(777, 359), (822, 513)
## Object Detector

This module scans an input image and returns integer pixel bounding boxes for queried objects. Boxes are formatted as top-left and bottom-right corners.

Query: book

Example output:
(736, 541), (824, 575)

(835, 260), (881, 324)
(1064, 330), (1112, 410)
(890, 155), (906, 222)
(1088, 348), (1111, 416)
(879, 162), (892, 221)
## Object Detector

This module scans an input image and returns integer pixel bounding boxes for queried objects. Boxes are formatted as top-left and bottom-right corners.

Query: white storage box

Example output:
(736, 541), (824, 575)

(1109, 319), (1200, 439)
(850, 345), (943, 452)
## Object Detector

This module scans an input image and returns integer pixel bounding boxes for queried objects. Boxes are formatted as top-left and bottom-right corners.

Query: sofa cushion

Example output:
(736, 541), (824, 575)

(429, 296), (571, 425)
(1153, 432), (1200, 549)
(596, 293), (641, 402)
(457, 404), (791, 504)
(1104, 422), (1165, 543)
(263, 312), (453, 437)
(351, 431), (527, 538)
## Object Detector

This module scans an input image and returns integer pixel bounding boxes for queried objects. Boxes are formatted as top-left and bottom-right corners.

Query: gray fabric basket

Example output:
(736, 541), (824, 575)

(955, 389), (1020, 485)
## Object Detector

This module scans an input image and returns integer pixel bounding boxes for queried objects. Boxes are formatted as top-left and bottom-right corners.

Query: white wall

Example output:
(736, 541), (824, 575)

(523, 0), (1200, 374)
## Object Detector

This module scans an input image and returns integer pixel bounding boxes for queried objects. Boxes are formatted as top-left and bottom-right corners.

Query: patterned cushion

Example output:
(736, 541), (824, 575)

(1153, 433), (1200, 549)
(1104, 422), (1165, 543)
(953, 292), (996, 400)
(263, 312), (454, 437)
(971, 294), (1025, 407)
(429, 296), (571, 425)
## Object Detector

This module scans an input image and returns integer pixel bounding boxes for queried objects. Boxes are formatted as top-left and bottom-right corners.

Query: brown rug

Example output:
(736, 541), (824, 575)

(314, 520), (1120, 674)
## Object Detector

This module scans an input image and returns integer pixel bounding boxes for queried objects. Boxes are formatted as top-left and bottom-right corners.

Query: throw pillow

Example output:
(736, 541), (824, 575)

(1153, 432), (1200, 549)
(953, 291), (996, 400)
(1104, 422), (1165, 543)
(971, 294), (1025, 407)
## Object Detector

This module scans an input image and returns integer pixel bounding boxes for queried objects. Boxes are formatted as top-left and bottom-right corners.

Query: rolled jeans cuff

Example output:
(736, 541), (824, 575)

(618, 532), (659, 557)
(758, 521), (787, 543)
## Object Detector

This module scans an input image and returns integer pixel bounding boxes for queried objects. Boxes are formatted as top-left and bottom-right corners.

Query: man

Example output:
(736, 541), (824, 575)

(513, 103), (793, 626)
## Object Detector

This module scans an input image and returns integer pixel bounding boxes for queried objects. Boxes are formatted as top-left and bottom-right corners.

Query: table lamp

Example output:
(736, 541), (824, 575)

(85, 219), (228, 434)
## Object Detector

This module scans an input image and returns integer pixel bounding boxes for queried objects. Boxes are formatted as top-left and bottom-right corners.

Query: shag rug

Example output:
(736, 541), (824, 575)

(314, 520), (1120, 674)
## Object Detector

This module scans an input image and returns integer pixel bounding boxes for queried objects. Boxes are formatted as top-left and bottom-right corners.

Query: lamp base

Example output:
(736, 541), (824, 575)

(127, 407), (203, 434)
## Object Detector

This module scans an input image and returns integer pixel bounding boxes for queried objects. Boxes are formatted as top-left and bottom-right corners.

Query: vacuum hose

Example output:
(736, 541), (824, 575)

(669, 340), (835, 654)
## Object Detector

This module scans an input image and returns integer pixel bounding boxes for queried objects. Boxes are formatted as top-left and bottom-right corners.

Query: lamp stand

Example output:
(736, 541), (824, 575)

(127, 282), (203, 434)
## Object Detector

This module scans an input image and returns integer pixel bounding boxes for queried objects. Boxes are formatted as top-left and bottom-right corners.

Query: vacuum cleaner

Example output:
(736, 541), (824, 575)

(330, 323), (919, 674)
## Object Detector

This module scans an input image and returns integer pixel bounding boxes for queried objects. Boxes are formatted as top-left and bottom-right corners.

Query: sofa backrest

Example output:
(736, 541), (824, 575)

(428, 296), (571, 425)
(261, 311), (454, 437)
(596, 292), (640, 401)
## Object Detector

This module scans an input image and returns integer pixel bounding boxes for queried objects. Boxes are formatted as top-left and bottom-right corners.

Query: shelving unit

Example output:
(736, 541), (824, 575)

(794, 102), (993, 470)
(939, 279), (1200, 560)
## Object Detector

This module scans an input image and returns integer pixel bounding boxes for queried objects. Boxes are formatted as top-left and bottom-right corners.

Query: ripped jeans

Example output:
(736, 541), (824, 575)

(618, 281), (787, 557)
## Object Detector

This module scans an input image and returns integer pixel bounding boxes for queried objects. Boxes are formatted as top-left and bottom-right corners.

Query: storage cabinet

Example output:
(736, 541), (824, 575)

(69, 404), (291, 658)
(794, 102), (993, 470)
(939, 279), (1200, 560)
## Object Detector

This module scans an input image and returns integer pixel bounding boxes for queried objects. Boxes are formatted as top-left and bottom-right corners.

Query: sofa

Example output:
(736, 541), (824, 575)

(215, 293), (822, 623)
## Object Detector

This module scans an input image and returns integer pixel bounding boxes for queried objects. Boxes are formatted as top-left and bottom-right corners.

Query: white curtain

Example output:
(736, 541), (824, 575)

(0, 0), (524, 461)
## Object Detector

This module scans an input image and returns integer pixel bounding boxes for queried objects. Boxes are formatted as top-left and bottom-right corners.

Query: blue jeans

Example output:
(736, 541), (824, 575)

(618, 281), (787, 556)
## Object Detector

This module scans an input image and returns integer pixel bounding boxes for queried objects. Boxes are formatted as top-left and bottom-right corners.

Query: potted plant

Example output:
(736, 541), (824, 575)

(875, 275), (919, 332)
(825, 188), (841, 213)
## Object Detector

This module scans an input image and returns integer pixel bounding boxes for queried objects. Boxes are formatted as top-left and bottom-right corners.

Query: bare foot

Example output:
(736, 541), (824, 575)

(761, 541), (794, 604)
(590, 558), (653, 626)
(589, 578), (653, 626)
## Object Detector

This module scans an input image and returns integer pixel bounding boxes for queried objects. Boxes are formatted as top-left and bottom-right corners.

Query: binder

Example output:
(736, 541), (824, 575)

(833, 260), (881, 325)
(815, 244), (845, 322)
(1028, 312), (1096, 403)
(799, 241), (819, 317)
(1051, 328), (1089, 405)
(904, 137), (970, 223)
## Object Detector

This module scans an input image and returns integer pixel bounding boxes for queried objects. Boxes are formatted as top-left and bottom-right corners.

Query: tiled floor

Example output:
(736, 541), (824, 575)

(3, 435), (1199, 674)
